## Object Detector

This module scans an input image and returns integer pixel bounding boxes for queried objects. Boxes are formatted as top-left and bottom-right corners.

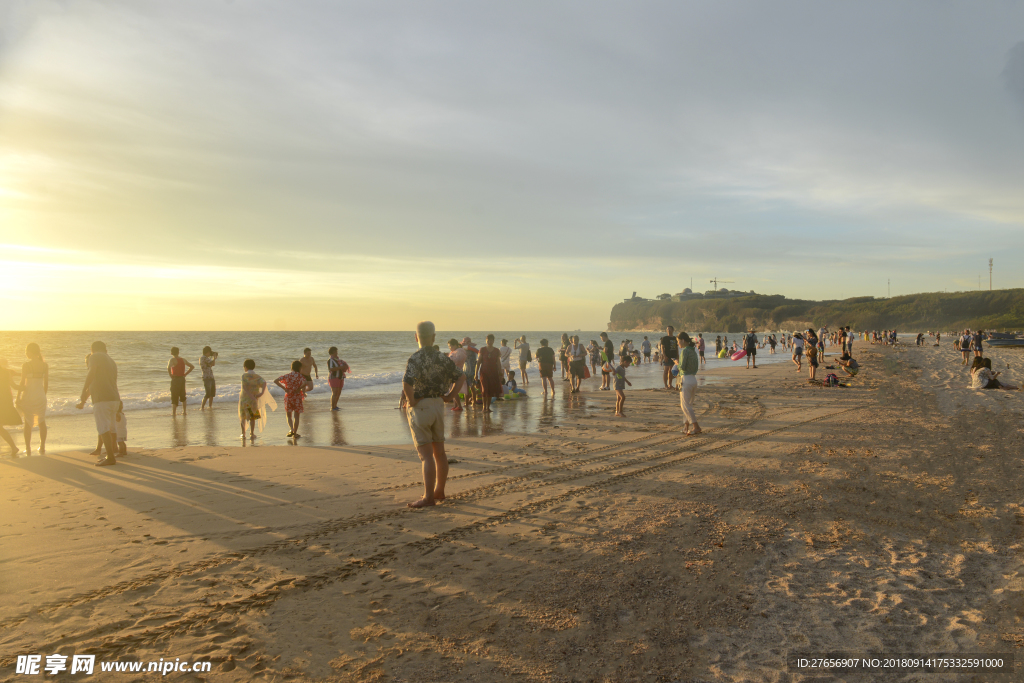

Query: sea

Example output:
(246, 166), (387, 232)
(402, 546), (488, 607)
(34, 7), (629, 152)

(0, 330), (798, 451)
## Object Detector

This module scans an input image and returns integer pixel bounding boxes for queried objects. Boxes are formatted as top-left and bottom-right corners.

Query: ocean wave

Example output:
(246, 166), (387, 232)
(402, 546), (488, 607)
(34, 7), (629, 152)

(43, 370), (407, 416)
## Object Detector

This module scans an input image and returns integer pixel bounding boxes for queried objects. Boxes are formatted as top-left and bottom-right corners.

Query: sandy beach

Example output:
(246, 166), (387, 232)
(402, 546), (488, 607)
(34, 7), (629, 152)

(1, 343), (1022, 681)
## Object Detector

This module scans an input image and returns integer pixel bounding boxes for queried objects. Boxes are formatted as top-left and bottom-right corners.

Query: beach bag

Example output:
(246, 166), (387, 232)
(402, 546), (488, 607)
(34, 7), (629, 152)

(583, 365), (591, 380)
(526, 349), (532, 362)
(824, 373), (839, 387)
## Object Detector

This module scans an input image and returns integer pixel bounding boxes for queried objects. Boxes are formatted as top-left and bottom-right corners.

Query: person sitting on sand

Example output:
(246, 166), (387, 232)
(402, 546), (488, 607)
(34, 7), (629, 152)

(971, 358), (1019, 390)
(836, 354), (859, 377)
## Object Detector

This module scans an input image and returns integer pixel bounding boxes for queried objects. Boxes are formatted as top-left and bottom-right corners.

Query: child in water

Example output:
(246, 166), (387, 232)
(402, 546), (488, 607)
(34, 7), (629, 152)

(504, 371), (528, 397)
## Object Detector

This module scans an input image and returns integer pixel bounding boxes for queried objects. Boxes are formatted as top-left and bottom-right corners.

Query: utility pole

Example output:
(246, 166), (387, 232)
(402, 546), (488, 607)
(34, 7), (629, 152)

(989, 258), (993, 290)
(888, 279), (890, 298)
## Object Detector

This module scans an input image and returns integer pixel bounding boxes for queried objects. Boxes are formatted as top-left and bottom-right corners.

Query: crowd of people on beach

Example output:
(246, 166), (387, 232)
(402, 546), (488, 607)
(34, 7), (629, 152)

(2, 323), (1016, 487)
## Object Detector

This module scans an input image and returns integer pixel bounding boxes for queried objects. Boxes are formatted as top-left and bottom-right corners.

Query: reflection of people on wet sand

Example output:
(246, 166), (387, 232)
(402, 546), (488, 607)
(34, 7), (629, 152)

(0, 358), (22, 457)
(403, 321), (465, 508)
(77, 341), (120, 467)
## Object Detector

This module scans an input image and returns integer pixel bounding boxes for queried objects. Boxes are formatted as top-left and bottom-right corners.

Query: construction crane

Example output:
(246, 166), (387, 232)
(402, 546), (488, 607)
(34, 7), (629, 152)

(709, 277), (734, 289)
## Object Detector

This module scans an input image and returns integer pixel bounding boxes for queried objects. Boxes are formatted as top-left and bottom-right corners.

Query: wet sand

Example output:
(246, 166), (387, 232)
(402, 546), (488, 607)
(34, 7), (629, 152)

(1, 344), (1022, 682)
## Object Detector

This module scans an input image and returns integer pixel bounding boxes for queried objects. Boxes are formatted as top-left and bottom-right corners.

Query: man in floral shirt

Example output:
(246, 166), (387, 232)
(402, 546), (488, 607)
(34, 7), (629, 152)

(403, 321), (465, 508)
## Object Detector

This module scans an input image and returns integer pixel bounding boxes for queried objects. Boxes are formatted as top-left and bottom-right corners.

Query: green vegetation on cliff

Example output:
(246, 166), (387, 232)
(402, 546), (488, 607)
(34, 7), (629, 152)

(608, 289), (1024, 332)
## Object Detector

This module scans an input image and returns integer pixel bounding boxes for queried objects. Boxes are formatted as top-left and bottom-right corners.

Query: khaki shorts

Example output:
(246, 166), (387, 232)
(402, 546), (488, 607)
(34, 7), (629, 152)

(93, 400), (119, 434)
(407, 397), (446, 446)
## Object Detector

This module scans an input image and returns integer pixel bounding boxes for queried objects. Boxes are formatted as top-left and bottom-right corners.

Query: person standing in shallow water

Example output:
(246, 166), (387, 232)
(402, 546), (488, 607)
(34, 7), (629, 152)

(200, 346), (218, 411)
(403, 321), (465, 508)
(514, 336), (531, 385)
(18, 343), (48, 455)
(476, 334), (504, 413)
(276, 361), (313, 438)
(327, 347), (350, 411)
(167, 347), (194, 416)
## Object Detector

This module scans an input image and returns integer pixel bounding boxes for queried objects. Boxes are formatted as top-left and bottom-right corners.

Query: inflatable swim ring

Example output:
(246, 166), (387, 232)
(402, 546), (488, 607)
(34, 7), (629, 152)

(731, 350), (747, 361)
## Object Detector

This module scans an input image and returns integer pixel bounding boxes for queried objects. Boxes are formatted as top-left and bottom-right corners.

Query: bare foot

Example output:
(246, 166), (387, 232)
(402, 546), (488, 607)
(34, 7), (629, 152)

(89, 448), (102, 456)
(407, 497), (436, 508)
(433, 492), (446, 501)
(39, 447), (45, 456)
(690, 427), (703, 435)
(8, 448), (20, 458)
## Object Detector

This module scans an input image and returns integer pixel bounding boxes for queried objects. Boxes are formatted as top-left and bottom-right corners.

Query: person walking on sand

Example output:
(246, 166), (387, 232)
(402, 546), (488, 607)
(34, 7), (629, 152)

(514, 335), (531, 385)
(675, 332), (701, 435)
(17, 343), (48, 455)
(659, 326), (679, 389)
(327, 347), (350, 410)
(239, 359), (275, 439)
(200, 346), (218, 411)
(744, 329), (758, 369)
(476, 334), (504, 412)
(167, 347), (194, 416)
(566, 335), (587, 393)
(403, 321), (465, 508)
(276, 361), (313, 438)
(0, 359), (22, 458)
(77, 341), (120, 466)
(535, 339), (557, 397)
(613, 355), (633, 416)
(791, 333), (804, 372)
(299, 348), (319, 382)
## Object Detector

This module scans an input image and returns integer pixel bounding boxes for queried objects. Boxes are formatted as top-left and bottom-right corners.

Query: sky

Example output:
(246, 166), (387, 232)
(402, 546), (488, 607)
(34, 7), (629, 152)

(2, 0), (1023, 330)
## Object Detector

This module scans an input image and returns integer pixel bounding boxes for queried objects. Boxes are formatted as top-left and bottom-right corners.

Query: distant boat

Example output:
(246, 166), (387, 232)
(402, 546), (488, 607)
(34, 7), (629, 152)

(986, 338), (1024, 347)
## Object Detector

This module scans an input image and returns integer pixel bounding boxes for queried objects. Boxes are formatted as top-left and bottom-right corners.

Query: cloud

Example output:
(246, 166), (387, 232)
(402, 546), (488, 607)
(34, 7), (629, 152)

(1, 1), (1023, 327)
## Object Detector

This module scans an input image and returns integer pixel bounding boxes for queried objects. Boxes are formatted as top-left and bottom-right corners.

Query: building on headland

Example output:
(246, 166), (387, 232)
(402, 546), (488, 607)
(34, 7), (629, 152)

(626, 287), (759, 303)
